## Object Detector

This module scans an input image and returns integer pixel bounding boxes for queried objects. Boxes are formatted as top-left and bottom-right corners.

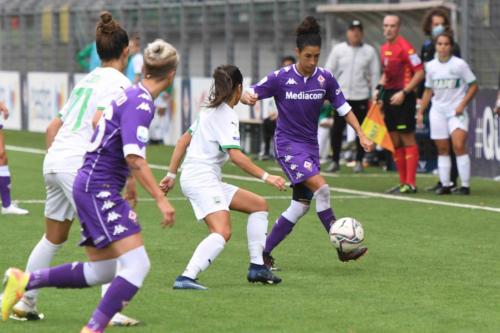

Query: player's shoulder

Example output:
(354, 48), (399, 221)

(397, 36), (416, 53)
(316, 66), (335, 79)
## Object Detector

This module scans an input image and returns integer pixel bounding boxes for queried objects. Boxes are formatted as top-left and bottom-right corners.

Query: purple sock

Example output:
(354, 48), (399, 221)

(85, 276), (139, 332)
(26, 262), (89, 290)
(264, 215), (295, 254)
(317, 208), (336, 233)
(0, 175), (11, 208)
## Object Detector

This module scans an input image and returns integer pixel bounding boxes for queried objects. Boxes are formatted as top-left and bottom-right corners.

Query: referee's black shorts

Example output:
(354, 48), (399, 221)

(382, 89), (416, 133)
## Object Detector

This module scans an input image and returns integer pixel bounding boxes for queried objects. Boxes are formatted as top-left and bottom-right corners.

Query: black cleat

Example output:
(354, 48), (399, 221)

(385, 184), (402, 194)
(247, 264), (282, 285)
(337, 247), (368, 262)
(263, 253), (280, 271)
(399, 184), (417, 194)
(425, 182), (442, 192)
(452, 186), (470, 195)
(435, 186), (452, 195)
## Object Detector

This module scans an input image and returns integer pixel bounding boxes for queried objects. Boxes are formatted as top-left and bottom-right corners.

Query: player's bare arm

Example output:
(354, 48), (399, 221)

(159, 131), (192, 193)
(344, 111), (374, 152)
(228, 148), (286, 191)
(45, 118), (64, 150)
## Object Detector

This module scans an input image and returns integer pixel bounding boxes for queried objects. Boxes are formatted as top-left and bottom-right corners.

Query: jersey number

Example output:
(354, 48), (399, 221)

(65, 87), (93, 131)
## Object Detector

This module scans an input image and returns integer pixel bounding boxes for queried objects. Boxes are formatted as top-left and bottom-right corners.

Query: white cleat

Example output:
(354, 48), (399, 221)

(1, 203), (29, 215)
(109, 312), (140, 327)
(11, 296), (44, 321)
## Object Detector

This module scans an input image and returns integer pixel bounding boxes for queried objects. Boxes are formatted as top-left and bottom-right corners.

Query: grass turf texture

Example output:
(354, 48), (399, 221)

(1, 129), (500, 333)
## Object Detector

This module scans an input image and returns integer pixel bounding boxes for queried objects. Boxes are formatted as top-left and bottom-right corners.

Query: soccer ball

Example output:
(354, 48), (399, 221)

(329, 217), (364, 252)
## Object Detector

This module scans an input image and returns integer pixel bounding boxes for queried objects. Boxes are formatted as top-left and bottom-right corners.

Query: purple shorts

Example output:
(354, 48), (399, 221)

(73, 186), (141, 249)
(275, 142), (321, 185)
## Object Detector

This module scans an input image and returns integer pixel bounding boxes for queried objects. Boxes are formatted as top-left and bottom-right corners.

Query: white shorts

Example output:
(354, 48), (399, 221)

(429, 109), (469, 140)
(44, 172), (77, 222)
(180, 174), (239, 220)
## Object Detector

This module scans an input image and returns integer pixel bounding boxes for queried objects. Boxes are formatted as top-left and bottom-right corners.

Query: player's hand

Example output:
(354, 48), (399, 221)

(496, 106), (500, 116)
(359, 133), (374, 152)
(0, 101), (9, 120)
(416, 112), (424, 129)
(390, 91), (405, 106)
(124, 177), (138, 208)
(240, 91), (258, 106)
(159, 176), (176, 194)
(157, 197), (175, 228)
(455, 103), (465, 116)
(265, 174), (287, 191)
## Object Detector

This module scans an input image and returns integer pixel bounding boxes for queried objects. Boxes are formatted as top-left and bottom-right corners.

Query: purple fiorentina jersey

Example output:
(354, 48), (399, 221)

(75, 83), (155, 192)
(251, 64), (351, 150)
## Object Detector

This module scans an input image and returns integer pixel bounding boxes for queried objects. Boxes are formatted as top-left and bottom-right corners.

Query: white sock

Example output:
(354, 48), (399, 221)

(282, 200), (309, 224)
(0, 165), (10, 176)
(182, 233), (225, 280)
(24, 236), (64, 300)
(314, 184), (331, 212)
(247, 211), (268, 265)
(438, 155), (452, 186)
(116, 246), (151, 288)
(456, 154), (471, 187)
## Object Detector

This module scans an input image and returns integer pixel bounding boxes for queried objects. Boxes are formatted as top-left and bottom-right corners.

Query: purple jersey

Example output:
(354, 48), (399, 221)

(251, 64), (351, 150)
(75, 83), (155, 192)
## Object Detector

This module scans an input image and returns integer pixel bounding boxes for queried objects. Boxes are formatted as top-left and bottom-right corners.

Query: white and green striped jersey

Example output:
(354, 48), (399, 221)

(43, 67), (131, 174)
(182, 102), (241, 179)
(425, 56), (476, 117)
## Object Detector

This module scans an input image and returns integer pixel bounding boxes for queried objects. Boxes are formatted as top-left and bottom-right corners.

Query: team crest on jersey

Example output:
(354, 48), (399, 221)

(335, 88), (341, 95)
(128, 210), (137, 223)
(317, 75), (325, 87)
(303, 161), (312, 171)
(136, 102), (151, 113)
(138, 93), (152, 101)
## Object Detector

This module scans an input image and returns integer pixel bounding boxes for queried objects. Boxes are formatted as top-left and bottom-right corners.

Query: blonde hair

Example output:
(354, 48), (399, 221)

(143, 39), (179, 79)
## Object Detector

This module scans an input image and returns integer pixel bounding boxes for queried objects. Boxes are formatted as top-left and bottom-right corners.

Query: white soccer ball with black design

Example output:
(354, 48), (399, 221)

(329, 217), (364, 252)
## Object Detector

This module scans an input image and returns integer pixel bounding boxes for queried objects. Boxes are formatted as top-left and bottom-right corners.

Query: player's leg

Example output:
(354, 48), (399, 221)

(229, 188), (281, 284)
(173, 210), (229, 290)
(451, 126), (470, 195)
(399, 93), (419, 193)
(430, 110), (453, 195)
(0, 130), (28, 215)
(384, 91), (406, 193)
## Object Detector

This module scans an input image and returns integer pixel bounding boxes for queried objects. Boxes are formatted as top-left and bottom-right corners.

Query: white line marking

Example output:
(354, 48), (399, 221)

(7, 145), (500, 213)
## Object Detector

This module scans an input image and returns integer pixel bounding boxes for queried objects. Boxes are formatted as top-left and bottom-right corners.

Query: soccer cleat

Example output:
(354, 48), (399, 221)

(353, 161), (364, 173)
(172, 276), (208, 290)
(337, 247), (368, 262)
(80, 326), (101, 333)
(11, 296), (44, 321)
(385, 184), (402, 194)
(399, 184), (417, 194)
(325, 162), (340, 173)
(247, 264), (282, 285)
(109, 312), (140, 327)
(1, 268), (30, 321)
(1, 203), (29, 215)
(263, 253), (280, 271)
(435, 186), (452, 195)
(452, 186), (470, 195)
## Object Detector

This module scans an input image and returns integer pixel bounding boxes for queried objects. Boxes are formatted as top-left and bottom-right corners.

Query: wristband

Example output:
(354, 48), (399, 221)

(167, 172), (176, 180)
(261, 172), (269, 182)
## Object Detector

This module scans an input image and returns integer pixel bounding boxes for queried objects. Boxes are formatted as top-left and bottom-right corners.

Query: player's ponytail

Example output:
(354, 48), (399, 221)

(207, 65), (243, 108)
(95, 11), (129, 61)
(143, 39), (179, 80)
(296, 16), (321, 50)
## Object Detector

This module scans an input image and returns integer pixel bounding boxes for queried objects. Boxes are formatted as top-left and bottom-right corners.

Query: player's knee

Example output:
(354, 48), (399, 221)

(0, 150), (7, 165)
(84, 259), (117, 286)
(219, 229), (232, 242)
(282, 200), (310, 224)
(117, 246), (151, 288)
(452, 143), (466, 155)
(253, 195), (268, 212)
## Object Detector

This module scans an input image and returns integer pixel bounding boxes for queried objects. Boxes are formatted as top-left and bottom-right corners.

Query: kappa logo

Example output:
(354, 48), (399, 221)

(96, 191), (111, 199)
(113, 224), (128, 236)
(303, 161), (312, 171)
(213, 196), (222, 205)
(284, 155), (293, 162)
(296, 172), (304, 180)
(71, 262), (79, 270)
(107, 211), (122, 223)
(101, 200), (115, 211)
(284, 65), (292, 72)
(138, 93), (152, 101)
(137, 102), (151, 113)
(286, 78), (298, 85)
(290, 164), (298, 171)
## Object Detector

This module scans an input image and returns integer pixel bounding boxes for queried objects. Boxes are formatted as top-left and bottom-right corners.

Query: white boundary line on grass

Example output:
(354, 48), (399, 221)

(7, 144), (500, 213)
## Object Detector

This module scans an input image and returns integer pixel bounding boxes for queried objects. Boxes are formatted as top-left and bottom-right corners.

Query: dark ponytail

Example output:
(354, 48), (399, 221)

(95, 11), (129, 62)
(296, 16), (321, 50)
(207, 65), (243, 108)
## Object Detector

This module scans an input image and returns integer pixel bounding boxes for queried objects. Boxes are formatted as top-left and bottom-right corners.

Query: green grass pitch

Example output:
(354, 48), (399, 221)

(1, 129), (500, 333)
